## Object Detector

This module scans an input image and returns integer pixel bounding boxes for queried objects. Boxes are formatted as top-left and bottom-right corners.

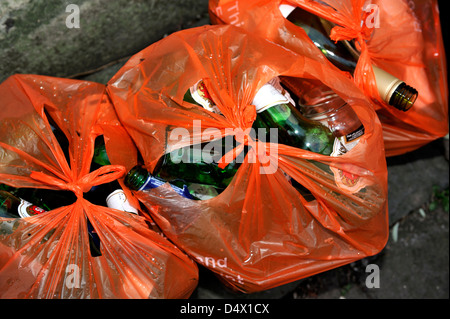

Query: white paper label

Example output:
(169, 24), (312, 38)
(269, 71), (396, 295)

(252, 83), (290, 113)
(106, 189), (138, 214)
(268, 77), (296, 106)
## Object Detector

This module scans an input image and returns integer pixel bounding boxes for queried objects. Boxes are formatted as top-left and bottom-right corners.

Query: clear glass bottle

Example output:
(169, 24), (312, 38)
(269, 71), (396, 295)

(282, 77), (365, 156)
(280, 4), (418, 111)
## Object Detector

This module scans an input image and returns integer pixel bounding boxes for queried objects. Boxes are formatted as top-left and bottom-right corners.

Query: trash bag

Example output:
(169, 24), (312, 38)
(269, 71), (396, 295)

(107, 25), (389, 293)
(209, 0), (449, 157)
(0, 74), (199, 299)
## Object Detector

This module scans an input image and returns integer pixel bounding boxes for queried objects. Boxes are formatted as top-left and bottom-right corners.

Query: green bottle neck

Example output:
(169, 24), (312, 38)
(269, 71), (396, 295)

(124, 166), (150, 190)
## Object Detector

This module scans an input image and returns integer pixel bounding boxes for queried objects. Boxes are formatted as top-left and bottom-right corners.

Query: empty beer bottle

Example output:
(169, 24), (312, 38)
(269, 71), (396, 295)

(0, 189), (46, 218)
(44, 113), (128, 256)
(183, 80), (333, 200)
(85, 136), (138, 214)
(0, 189), (56, 242)
(124, 165), (199, 199)
(0, 186), (102, 254)
(280, 4), (418, 111)
(251, 82), (335, 155)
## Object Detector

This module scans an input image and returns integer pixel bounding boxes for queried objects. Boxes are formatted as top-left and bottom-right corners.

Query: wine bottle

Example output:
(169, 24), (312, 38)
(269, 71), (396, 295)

(280, 4), (418, 111)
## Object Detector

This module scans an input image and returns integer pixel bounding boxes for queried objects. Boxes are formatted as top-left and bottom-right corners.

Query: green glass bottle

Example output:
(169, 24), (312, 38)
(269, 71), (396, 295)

(124, 165), (199, 199)
(124, 135), (243, 200)
(0, 189), (47, 218)
(184, 80), (332, 200)
(85, 136), (138, 214)
(281, 4), (418, 111)
(185, 79), (336, 155)
(250, 82), (335, 155)
(157, 137), (242, 189)
(0, 186), (101, 255)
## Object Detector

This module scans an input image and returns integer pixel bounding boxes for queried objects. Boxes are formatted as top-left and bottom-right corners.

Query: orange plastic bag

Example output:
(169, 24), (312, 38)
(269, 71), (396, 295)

(107, 25), (389, 293)
(209, 0), (449, 157)
(0, 74), (198, 299)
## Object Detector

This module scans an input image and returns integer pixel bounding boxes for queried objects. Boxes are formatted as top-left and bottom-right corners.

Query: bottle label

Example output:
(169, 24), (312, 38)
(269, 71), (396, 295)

(330, 164), (367, 194)
(190, 79), (291, 115)
(139, 176), (194, 199)
(106, 189), (138, 214)
(327, 124), (366, 193)
(330, 125), (365, 156)
(18, 200), (46, 218)
(268, 77), (296, 107)
(190, 80), (221, 114)
(252, 83), (290, 113)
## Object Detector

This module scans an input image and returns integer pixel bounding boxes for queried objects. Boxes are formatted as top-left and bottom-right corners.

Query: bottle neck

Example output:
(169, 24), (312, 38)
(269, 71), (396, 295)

(92, 137), (111, 167)
(371, 66), (418, 111)
(300, 94), (347, 122)
(124, 166), (150, 191)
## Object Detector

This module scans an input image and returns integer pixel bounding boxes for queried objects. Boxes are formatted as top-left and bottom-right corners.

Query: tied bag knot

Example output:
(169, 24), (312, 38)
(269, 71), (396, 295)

(30, 165), (126, 199)
(328, 4), (376, 57)
(329, 22), (372, 55)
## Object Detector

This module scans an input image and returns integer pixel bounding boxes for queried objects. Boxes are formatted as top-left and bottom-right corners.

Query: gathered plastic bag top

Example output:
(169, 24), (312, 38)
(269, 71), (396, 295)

(209, 0), (448, 157)
(0, 74), (198, 299)
(107, 25), (389, 293)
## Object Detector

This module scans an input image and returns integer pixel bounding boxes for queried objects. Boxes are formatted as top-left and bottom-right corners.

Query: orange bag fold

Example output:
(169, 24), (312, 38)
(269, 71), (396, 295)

(0, 74), (198, 299)
(107, 25), (389, 293)
(209, 0), (448, 156)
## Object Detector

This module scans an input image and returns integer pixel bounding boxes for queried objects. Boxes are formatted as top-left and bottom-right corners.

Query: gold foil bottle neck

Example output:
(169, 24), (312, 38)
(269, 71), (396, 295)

(371, 65), (417, 111)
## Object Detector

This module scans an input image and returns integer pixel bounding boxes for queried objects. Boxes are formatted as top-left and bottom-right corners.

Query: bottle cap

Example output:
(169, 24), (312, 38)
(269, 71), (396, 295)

(372, 65), (417, 111)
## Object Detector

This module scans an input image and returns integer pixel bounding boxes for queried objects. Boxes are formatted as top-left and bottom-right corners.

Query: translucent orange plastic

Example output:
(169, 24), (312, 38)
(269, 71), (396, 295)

(209, 0), (449, 157)
(107, 25), (389, 293)
(0, 75), (198, 299)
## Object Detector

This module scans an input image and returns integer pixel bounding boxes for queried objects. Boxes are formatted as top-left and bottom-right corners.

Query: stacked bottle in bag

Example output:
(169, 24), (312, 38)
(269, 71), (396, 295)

(125, 75), (369, 200)
(4, 6), (396, 246)
(279, 4), (418, 112)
